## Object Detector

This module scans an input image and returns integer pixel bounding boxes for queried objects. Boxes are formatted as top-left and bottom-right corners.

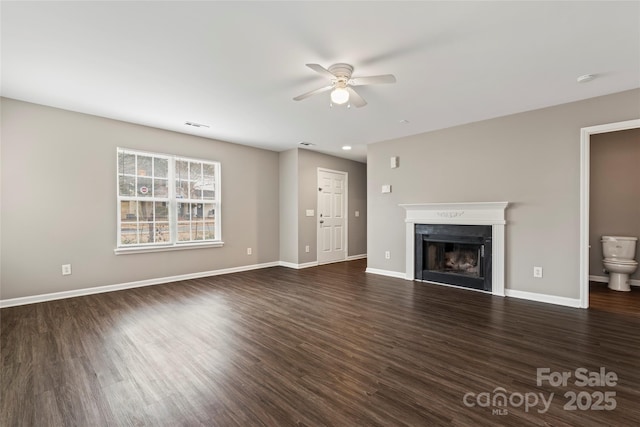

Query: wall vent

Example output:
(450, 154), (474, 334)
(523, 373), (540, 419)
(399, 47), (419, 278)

(185, 121), (210, 128)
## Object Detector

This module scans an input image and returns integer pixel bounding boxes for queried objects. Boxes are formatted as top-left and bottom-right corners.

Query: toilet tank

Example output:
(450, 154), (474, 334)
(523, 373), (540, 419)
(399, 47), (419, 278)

(601, 236), (638, 260)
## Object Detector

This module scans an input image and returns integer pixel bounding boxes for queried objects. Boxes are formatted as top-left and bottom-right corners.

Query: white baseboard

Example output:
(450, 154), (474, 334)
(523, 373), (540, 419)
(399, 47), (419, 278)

(365, 268), (407, 279)
(0, 261), (280, 308)
(368, 272), (577, 307)
(279, 261), (318, 269)
(589, 274), (640, 287)
(1, 256), (369, 308)
(2, 257), (597, 310)
(504, 289), (582, 308)
(284, 254), (366, 269)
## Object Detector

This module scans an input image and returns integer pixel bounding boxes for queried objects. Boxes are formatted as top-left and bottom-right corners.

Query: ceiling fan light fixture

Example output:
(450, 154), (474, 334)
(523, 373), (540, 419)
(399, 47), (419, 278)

(330, 87), (349, 105)
(294, 63), (394, 108)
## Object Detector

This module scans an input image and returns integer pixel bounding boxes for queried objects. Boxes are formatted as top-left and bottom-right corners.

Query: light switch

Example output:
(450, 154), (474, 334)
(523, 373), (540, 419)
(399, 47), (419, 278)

(306, 209), (314, 217)
(390, 156), (399, 169)
(355, 211), (360, 217)
(381, 185), (392, 193)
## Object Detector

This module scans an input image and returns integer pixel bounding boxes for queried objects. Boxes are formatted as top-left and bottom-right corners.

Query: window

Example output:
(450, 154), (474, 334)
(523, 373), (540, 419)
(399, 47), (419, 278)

(116, 148), (221, 253)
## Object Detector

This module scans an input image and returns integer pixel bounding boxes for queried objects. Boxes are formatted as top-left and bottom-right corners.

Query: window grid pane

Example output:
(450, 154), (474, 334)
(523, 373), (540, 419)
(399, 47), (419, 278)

(174, 201), (217, 243)
(118, 148), (219, 248)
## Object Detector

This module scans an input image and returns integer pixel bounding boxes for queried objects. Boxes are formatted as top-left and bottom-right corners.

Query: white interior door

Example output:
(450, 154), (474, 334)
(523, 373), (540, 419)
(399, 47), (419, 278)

(317, 169), (347, 265)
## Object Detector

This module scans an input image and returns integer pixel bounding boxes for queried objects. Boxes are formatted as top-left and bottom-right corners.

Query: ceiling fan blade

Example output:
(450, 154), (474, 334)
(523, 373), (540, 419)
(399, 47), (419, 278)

(346, 87), (367, 108)
(306, 63), (337, 80)
(293, 84), (333, 101)
(350, 74), (396, 86)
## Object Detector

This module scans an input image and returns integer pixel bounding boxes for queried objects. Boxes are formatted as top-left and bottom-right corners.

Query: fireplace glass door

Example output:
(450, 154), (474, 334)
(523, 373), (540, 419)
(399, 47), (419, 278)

(415, 224), (492, 291)
(425, 241), (483, 278)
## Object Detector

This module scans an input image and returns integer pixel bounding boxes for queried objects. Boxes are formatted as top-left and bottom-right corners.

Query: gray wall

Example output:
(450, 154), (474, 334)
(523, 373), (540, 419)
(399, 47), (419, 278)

(589, 128), (640, 280)
(279, 149), (299, 264)
(367, 89), (640, 299)
(278, 148), (367, 265)
(297, 149), (367, 263)
(1, 98), (280, 300)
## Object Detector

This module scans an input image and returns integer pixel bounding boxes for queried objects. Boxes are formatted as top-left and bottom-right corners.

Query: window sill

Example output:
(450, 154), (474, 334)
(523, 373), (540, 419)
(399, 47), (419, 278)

(114, 241), (224, 255)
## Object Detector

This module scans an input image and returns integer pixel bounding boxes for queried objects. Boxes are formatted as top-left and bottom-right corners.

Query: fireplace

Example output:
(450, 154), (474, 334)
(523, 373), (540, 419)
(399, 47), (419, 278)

(400, 202), (508, 296)
(415, 224), (492, 291)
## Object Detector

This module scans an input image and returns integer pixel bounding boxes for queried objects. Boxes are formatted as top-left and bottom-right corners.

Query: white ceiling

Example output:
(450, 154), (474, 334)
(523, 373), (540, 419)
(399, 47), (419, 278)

(2, 1), (639, 162)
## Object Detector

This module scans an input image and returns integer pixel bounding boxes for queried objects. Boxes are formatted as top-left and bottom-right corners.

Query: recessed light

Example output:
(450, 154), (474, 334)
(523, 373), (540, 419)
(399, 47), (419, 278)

(399, 119), (410, 124)
(342, 145), (352, 150)
(577, 74), (596, 83)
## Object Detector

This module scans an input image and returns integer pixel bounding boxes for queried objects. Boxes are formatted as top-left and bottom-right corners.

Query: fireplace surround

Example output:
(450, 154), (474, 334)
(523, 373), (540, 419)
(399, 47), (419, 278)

(400, 202), (508, 296)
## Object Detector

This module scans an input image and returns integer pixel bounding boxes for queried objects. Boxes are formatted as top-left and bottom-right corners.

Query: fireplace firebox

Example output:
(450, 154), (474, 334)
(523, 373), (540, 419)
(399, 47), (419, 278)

(415, 224), (492, 292)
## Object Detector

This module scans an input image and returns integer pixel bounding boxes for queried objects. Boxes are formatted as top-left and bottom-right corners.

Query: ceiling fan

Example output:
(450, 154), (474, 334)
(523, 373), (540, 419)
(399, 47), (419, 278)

(293, 63), (396, 108)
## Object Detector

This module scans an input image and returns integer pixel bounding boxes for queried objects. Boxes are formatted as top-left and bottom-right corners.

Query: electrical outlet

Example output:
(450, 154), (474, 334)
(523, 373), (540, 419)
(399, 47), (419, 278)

(247, 248), (252, 255)
(62, 264), (72, 276)
(385, 251), (390, 259)
(305, 245), (310, 253)
(533, 266), (543, 278)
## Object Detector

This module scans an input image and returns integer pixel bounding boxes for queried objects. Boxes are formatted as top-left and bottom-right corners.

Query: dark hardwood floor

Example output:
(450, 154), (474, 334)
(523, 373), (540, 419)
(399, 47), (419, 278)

(2, 259), (639, 426)
(589, 280), (640, 317)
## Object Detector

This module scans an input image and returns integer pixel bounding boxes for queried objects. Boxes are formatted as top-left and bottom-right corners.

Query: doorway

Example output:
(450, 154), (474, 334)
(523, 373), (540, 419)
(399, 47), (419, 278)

(317, 168), (347, 264)
(579, 119), (640, 308)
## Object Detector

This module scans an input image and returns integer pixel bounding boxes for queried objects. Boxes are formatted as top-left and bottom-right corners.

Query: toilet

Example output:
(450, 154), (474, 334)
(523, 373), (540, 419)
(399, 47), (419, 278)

(601, 236), (638, 292)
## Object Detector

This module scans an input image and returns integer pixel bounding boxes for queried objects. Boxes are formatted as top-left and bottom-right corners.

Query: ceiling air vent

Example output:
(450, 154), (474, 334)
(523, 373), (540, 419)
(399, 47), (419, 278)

(184, 121), (210, 128)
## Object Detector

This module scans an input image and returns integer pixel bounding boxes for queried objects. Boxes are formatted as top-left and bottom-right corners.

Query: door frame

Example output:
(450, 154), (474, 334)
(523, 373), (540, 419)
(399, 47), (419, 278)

(317, 167), (348, 264)
(579, 118), (640, 308)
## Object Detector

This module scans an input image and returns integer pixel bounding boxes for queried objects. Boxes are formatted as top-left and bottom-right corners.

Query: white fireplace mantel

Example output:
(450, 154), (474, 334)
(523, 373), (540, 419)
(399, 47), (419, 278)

(400, 202), (508, 296)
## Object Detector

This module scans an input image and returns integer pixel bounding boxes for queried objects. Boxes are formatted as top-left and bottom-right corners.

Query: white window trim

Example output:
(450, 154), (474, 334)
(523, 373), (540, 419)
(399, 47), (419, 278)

(116, 148), (223, 254)
(114, 241), (224, 255)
